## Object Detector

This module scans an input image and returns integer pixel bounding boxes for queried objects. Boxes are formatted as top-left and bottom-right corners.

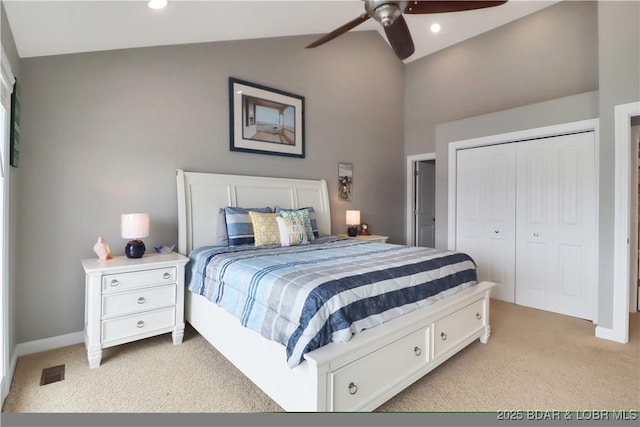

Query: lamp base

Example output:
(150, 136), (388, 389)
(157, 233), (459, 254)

(347, 226), (358, 237)
(125, 240), (146, 258)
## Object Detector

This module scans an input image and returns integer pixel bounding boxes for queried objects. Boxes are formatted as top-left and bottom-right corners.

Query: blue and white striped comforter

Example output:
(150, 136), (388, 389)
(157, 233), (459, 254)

(186, 236), (478, 368)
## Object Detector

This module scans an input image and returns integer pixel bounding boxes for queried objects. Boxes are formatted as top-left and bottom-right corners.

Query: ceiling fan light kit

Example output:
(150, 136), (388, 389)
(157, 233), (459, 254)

(306, 0), (508, 61)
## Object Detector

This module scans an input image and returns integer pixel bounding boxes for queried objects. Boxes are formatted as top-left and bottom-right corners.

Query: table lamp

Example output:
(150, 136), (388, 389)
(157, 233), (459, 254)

(121, 213), (149, 258)
(346, 210), (360, 237)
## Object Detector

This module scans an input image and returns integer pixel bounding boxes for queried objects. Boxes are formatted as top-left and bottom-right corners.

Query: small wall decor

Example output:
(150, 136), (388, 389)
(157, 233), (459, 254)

(229, 77), (305, 158)
(339, 162), (353, 201)
(9, 79), (20, 168)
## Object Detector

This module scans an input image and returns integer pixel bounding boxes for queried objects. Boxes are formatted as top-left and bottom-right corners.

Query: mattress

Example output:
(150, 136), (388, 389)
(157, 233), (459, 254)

(186, 236), (478, 367)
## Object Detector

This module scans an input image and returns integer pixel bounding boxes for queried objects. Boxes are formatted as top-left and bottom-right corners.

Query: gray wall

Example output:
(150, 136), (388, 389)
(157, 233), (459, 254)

(404, 0), (598, 158)
(596, 1), (640, 328)
(16, 31), (405, 343)
(1, 0), (20, 368)
(404, 0), (639, 332)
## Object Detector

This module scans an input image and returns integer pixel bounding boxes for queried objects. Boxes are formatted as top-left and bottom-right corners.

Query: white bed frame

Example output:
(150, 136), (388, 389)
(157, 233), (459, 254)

(176, 169), (495, 412)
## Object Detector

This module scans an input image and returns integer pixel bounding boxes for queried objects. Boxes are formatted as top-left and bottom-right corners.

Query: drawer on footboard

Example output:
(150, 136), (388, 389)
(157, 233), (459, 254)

(329, 327), (429, 411)
(433, 299), (485, 358)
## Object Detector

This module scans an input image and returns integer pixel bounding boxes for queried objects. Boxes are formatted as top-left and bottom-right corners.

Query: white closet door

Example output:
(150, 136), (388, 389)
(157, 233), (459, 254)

(515, 131), (597, 320)
(456, 143), (516, 302)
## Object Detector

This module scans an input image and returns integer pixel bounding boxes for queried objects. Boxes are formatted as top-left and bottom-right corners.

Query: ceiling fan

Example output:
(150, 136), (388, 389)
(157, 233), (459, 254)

(306, 1), (508, 60)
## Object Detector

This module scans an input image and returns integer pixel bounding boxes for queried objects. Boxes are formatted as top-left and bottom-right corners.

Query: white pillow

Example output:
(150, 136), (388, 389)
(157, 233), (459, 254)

(276, 216), (309, 246)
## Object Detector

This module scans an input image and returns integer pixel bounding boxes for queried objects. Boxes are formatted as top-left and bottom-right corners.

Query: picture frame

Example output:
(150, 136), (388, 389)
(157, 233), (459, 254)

(10, 79), (20, 168)
(338, 162), (353, 201)
(229, 77), (305, 158)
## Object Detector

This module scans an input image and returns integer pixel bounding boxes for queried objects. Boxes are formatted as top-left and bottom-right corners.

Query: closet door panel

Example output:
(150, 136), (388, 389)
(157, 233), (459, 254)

(456, 144), (516, 302)
(515, 132), (596, 320)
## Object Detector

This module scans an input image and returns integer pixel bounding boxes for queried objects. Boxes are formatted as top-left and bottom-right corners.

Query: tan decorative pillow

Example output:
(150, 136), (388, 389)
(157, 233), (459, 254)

(249, 211), (281, 246)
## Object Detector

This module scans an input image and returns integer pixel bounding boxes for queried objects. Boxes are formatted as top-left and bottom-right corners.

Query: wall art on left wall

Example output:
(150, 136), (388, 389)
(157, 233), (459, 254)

(10, 79), (20, 168)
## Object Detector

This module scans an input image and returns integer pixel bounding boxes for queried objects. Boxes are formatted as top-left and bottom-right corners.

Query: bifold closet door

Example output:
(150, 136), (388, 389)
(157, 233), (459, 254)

(515, 131), (597, 320)
(456, 143), (516, 302)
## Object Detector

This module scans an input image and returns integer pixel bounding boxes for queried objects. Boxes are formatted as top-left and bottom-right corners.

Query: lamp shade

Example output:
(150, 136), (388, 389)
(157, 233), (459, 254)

(121, 213), (150, 240)
(345, 210), (361, 225)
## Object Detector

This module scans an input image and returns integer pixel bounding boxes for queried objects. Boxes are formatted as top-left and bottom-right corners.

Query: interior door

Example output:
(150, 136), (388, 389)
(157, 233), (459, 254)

(456, 144), (516, 302)
(515, 131), (597, 320)
(415, 160), (435, 247)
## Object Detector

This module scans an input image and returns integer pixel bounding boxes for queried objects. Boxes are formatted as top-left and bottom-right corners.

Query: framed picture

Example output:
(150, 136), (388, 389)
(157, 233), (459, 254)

(229, 77), (305, 158)
(10, 79), (20, 168)
(338, 162), (353, 201)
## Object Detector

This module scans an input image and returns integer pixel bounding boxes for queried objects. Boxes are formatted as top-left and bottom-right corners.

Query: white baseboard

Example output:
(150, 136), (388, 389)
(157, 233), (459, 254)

(2, 330), (84, 406)
(15, 330), (84, 357)
(595, 325), (628, 344)
(2, 349), (18, 406)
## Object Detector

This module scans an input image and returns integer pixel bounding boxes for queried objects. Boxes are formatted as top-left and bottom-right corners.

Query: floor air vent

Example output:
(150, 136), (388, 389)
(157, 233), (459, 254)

(40, 364), (65, 386)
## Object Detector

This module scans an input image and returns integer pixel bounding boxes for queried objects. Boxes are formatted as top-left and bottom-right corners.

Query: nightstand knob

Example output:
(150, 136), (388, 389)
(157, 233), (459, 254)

(476, 312), (482, 320)
(137, 321), (145, 328)
(163, 272), (171, 280)
(110, 279), (119, 287)
(348, 382), (358, 395)
(413, 346), (422, 356)
(137, 297), (146, 305)
(440, 332), (447, 341)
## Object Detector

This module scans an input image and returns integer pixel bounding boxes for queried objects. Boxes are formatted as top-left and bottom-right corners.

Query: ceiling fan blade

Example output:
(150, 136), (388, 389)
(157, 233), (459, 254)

(306, 14), (371, 48)
(405, 1), (508, 15)
(384, 15), (415, 60)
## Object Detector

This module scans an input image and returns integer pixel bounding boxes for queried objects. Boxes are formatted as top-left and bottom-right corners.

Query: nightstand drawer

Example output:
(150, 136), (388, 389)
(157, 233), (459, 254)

(101, 284), (176, 319)
(102, 267), (176, 293)
(102, 306), (176, 344)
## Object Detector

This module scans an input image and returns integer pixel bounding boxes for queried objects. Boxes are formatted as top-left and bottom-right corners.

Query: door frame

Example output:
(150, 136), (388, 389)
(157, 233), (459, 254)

(0, 47), (14, 405)
(406, 153), (435, 246)
(604, 101), (640, 344)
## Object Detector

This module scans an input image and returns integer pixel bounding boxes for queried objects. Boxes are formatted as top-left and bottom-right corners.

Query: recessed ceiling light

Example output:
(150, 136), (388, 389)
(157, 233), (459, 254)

(148, 0), (168, 10)
(430, 23), (441, 33)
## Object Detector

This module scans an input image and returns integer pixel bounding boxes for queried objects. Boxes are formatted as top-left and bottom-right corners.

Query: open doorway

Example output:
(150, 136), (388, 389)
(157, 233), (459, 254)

(607, 101), (640, 345)
(405, 154), (435, 247)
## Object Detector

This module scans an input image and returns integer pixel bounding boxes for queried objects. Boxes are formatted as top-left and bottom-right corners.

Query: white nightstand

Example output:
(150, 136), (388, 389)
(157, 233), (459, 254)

(81, 252), (189, 368)
(338, 234), (389, 243)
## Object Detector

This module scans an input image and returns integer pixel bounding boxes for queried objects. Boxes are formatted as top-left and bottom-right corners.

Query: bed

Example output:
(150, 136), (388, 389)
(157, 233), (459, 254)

(176, 169), (495, 412)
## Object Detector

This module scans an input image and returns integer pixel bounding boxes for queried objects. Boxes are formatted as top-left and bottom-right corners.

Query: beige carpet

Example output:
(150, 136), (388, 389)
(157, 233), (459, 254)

(2, 300), (639, 413)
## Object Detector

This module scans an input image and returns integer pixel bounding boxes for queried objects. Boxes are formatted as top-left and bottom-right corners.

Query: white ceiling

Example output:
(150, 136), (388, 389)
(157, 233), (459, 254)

(3, 0), (558, 63)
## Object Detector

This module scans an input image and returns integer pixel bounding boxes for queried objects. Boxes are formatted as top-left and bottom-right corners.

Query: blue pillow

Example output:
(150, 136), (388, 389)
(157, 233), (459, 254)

(224, 206), (272, 245)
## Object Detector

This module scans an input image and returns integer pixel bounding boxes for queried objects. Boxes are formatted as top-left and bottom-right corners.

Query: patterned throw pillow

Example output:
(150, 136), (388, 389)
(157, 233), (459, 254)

(275, 207), (316, 241)
(249, 211), (281, 246)
(276, 216), (309, 247)
(224, 207), (272, 245)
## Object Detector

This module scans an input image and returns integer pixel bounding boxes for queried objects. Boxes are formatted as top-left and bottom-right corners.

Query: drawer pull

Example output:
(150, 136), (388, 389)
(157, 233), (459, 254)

(110, 279), (119, 287)
(348, 382), (358, 395)
(440, 332), (447, 341)
(476, 312), (482, 320)
(137, 321), (145, 328)
(137, 297), (146, 305)
(163, 272), (171, 280)
(413, 346), (422, 356)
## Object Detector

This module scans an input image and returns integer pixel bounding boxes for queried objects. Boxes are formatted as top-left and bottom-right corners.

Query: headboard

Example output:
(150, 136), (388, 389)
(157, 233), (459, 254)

(176, 169), (331, 255)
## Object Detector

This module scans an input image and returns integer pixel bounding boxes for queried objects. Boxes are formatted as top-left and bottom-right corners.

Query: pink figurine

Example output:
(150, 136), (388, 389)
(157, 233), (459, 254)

(93, 236), (112, 260)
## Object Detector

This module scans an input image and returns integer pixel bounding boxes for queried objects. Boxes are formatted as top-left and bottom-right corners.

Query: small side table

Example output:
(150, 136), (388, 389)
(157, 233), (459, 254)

(81, 252), (189, 368)
(337, 234), (389, 243)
